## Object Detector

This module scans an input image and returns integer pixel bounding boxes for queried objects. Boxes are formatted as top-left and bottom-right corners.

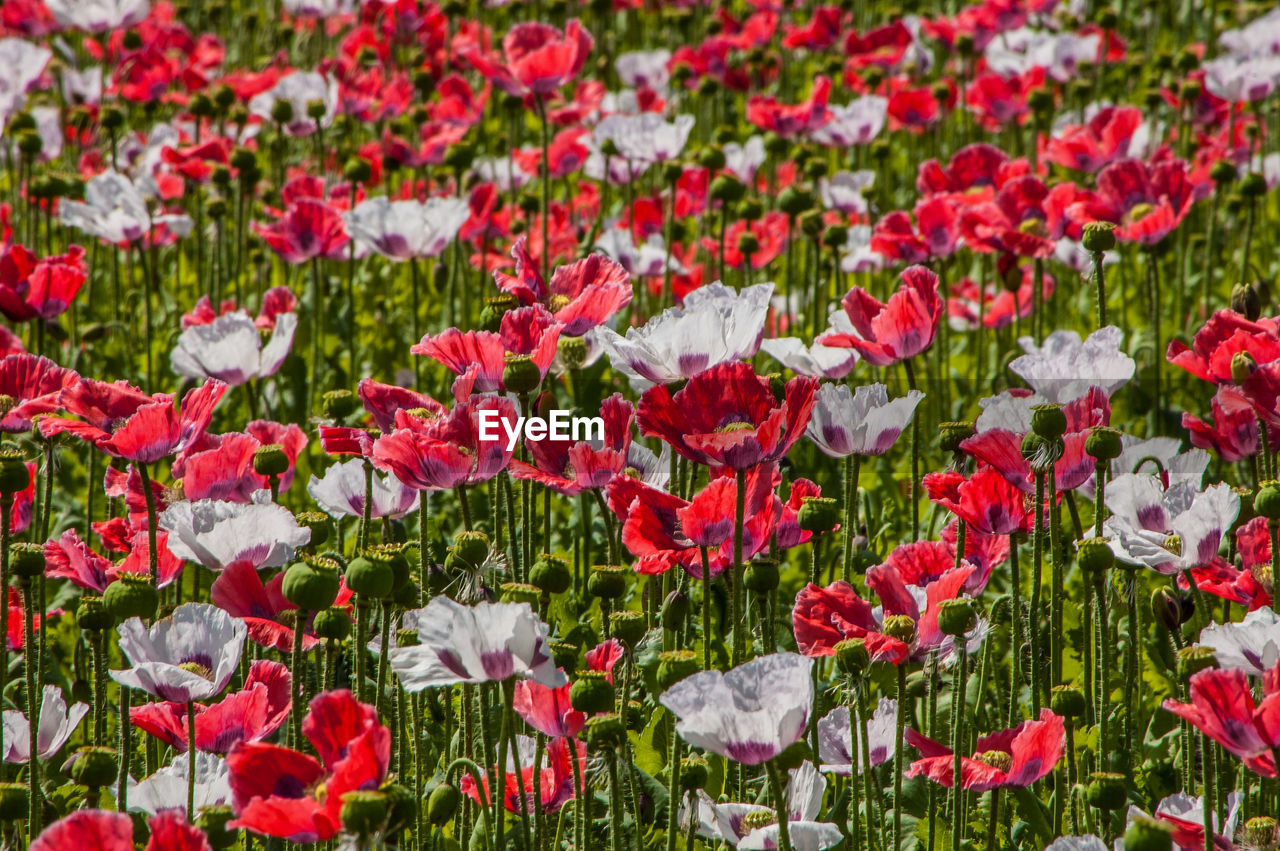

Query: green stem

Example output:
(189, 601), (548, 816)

(732, 468), (746, 666)
(187, 700), (197, 820)
(951, 647), (968, 851)
(894, 663), (906, 851)
(764, 761), (793, 851)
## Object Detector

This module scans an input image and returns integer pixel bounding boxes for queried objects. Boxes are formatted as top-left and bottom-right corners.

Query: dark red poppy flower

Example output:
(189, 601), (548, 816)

(782, 6), (843, 50)
(41, 378), (225, 464)
(916, 143), (1024, 199)
(211, 561), (351, 653)
(843, 20), (915, 69)
(31, 809), (211, 851)
(0, 354), (78, 433)
(510, 393), (632, 495)
(45, 527), (184, 591)
(958, 176), (1066, 259)
(176, 421), (309, 502)
(965, 68), (1044, 129)
(1184, 385), (1264, 463)
(0, 243), (88, 321)
(131, 659), (291, 754)
(870, 200), (961, 265)
(819, 265), (942, 366)
(1167, 310), (1280, 385)
(228, 689), (390, 842)
(371, 395), (520, 491)
(866, 562), (977, 658)
(906, 709), (1065, 790)
(514, 678), (585, 738)
(1041, 105), (1143, 173)
(1066, 157), (1196, 245)
(412, 306), (562, 393)
(1162, 660), (1280, 778)
(747, 75), (832, 136)
(888, 83), (946, 131)
(494, 238), (631, 336)
(253, 198), (350, 265)
(461, 736), (585, 814)
(636, 361), (817, 470)
(463, 19), (594, 98)
(923, 467), (1034, 536)
(792, 580), (909, 664)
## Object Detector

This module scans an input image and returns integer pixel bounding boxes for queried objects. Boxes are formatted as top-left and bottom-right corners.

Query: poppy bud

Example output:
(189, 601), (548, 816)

(197, 805), (238, 849)
(252, 443), (290, 478)
(345, 554), (394, 599)
(657, 650), (699, 690)
(1081, 221), (1117, 253)
(882, 614), (916, 645)
(312, 607), (351, 641)
(834, 638), (869, 677)
(66, 745), (117, 788)
(570, 670), (615, 713)
(661, 161), (684, 185)
(453, 530), (491, 568)
(611, 610), (646, 647)
(1085, 771), (1127, 811)
(295, 512), (331, 550)
(502, 354), (542, 395)
(270, 98), (294, 125)
(936, 598), (976, 637)
(798, 496), (840, 534)
(529, 554), (572, 595)
(743, 559), (780, 593)
(340, 790), (389, 837)
(803, 160), (829, 182)
(939, 421), (976, 454)
(660, 590), (689, 630)
(556, 335), (589, 370)
(9, 541), (41, 579)
(0, 784), (28, 822)
(1050, 685), (1086, 718)
(1029, 403), (1067, 440)
(282, 557), (341, 611)
(0, 450), (28, 496)
(1150, 587), (1192, 631)
(798, 210), (824, 240)
(104, 573), (158, 621)
(342, 157), (372, 184)
(585, 713), (627, 749)
(681, 756), (709, 791)
(1241, 171), (1268, 199)
(1176, 644), (1217, 678)
(588, 564), (628, 600)
(1076, 538), (1115, 576)
(1085, 426), (1123, 461)
(1231, 283), (1263, 321)
(1256, 481), (1280, 520)
(737, 231), (760, 257)
(426, 782), (460, 826)
(709, 175), (746, 204)
(697, 147), (726, 171)
(1243, 817), (1279, 850)
(1123, 815), (1174, 851)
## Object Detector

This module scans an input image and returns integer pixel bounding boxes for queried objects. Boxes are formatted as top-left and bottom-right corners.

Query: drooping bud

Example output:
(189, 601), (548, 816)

(1149, 587), (1193, 631)
(1231, 282), (1263, 321)
(426, 783), (461, 826)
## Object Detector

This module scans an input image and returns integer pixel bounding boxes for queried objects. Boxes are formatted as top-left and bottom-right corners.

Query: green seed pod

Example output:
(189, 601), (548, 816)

(78, 595), (113, 632)
(1085, 771), (1127, 811)
(1240, 171), (1268, 199)
(426, 782), (461, 826)
(588, 565), (628, 600)
(680, 756), (709, 791)
(696, 147), (726, 171)
(610, 610), (646, 647)
(295, 512), (332, 550)
(1081, 221), (1117, 253)
(282, 557), (341, 611)
(1209, 159), (1237, 185)
(197, 804), (238, 849)
(558, 336), (588, 370)
(529, 554), (572, 596)
(551, 640), (579, 675)
(936, 598), (976, 637)
(709, 175), (746, 204)
(736, 231), (760, 257)
(270, 98), (295, 125)
(743, 559), (780, 594)
(252, 444), (290, 478)
(1050, 685), (1086, 719)
(340, 790), (389, 837)
(1256, 481), (1280, 521)
(366, 544), (411, 592)
(834, 638), (869, 678)
(1242, 817), (1278, 850)
(797, 496), (840, 535)
(312, 607), (351, 641)
(569, 670), (615, 714)
(500, 582), (541, 606)
(585, 713), (627, 749)
(939, 421), (976, 454)
(502, 354), (542, 395)
(0, 449), (29, 497)
(778, 187), (814, 218)
(321, 389), (360, 421)
(1085, 426), (1123, 461)
(10, 541), (44, 578)
(453, 530), (491, 568)
(67, 745), (118, 787)
(1076, 538), (1115, 576)
(343, 157), (373, 184)
(104, 573), (159, 621)
(1029, 403), (1067, 440)
(1123, 815), (1174, 851)
(882, 614), (916, 645)
(657, 650), (699, 690)
(345, 554), (394, 599)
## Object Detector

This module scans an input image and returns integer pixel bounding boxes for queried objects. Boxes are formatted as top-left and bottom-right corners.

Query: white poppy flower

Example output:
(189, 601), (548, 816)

(111, 603), (247, 703)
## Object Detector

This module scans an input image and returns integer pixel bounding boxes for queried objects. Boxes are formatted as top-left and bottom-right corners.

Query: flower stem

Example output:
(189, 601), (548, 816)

(117, 685), (130, 814)
(1030, 471), (1046, 714)
(764, 760), (793, 851)
(187, 700), (197, 820)
(22, 580), (38, 834)
(290, 607), (307, 748)
(950, 645), (968, 851)
(893, 663), (906, 851)
(732, 468), (746, 666)
(137, 463), (160, 585)
(842, 454), (860, 582)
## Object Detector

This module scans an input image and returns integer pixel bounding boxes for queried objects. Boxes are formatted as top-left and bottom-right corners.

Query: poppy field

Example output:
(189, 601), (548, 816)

(5, 0), (1280, 849)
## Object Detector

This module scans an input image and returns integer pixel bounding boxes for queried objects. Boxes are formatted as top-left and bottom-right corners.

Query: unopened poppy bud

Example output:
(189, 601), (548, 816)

(0, 450), (29, 497)
(341, 790), (388, 837)
(585, 713), (627, 749)
(834, 638), (869, 677)
(883, 614), (916, 645)
(798, 496), (840, 534)
(1081, 221), (1117, 253)
(1030, 403), (1067, 440)
(529, 554), (572, 595)
(78, 595), (113, 632)
(0, 784), (28, 821)
(345, 554), (394, 599)
(1231, 283), (1262, 321)
(939, 421), (976, 454)
(1257, 481), (1280, 520)
(681, 756), (709, 790)
(570, 670), (615, 713)
(1243, 817), (1278, 850)
(743, 559), (780, 593)
(1241, 171), (1268, 198)
(588, 564), (628, 600)
(502, 354), (542, 395)
(197, 805), (238, 849)
(312, 607), (351, 641)
(304, 99), (327, 121)
(66, 745), (117, 787)
(426, 782), (460, 826)
(661, 590), (690, 630)
(10, 542), (42, 579)
(1150, 587), (1192, 631)
(1123, 815), (1174, 851)
(1076, 538), (1115, 575)
(252, 443), (290, 478)
(296, 512), (331, 549)
(1176, 644), (1217, 678)
(1085, 426), (1123, 461)
(709, 175), (746, 204)
(937, 598), (976, 637)
(657, 650), (699, 690)
(282, 557), (341, 611)
(104, 573), (158, 621)
(1085, 771), (1127, 811)
(696, 146), (727, 171)
(1050, 685), (1086, 718)
(611, 610), (646, 646)
(453, 530), (490, 568)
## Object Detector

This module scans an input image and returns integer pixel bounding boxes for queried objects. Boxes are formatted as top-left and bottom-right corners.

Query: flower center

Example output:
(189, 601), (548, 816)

(178, 661), (214, 680)
(1018, 217), (1048, 238)
(974, 750), (1012, 772)
(739, 810), (777, 833)
(716, 422), (755, 434)
(1163, 534), (1182, 557)
(547, 294), (571, 313)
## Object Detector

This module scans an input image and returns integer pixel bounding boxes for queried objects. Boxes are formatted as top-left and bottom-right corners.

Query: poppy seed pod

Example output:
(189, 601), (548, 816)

(570, 670), (615, 713)
(1210, 159), (1237, 184)
(834, 637), (869, 677)
(1242, 817), (1278, 850)
(197, 805), (238, 849)
(657, 650), (699, 690)
(611, 610), (646, 646)
(499, 582), (539, 607)
(883, 614), (917, 645)
(1176, 644), (1217, 678)
(1050, 685), (1086, 719)
(340, 790), (389, 837)
(937, 598), (976, 637)
(453, 530), (491, 568)
(321, 389), (359, 421)
(366, 544), (411, 591)
(529, 554), (572, 595)
(312, 607), (351, 641)
(1256, 482), (1280, 520)
(709, 175), (746, 204)
(0, 784), (28, 822)
(778, 187), (814, 218)
(0, 450), (29, 496)
(1076, 538), (1115, 575)
(343, 157), (372, 184)
(103, 573), (159, 622)
(269, 98), (294, 125)
(1030, 404), (1067, 440)
(588, 565), (628, 600)
(798, 496), (840, 534)
(558, 336), (588, 370)
(77, 595), (113, 632)
(66, 746), (118, 788)
(252, 443), (290, 478)
(1241, 171), (1268, 199)
(282, 557), (341, 611)
(345, 554), (394, 599)
(10, 542), (44, 578)
(426, 782), (460, 826)
(502, 354), (542, 395)
(939, 421), (976, 454)
(743, 559), (780, 593)
(551, 640), (579, 674)
(1085, 426), (1123, 461)
(681, 756), (709, 791)
(737, 231), (760, 256)
(585, 713), (627, 749)
(696, 147), (727, 171)
(1123, 815), (1174, 851)
(296, 512), (332, 550)
(1081, 221), (1117, 253)
(1085, 771), (1127, 811)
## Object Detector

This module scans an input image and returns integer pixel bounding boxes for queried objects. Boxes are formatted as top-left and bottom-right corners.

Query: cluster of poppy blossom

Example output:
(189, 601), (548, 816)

(4, 0), (1280, 849)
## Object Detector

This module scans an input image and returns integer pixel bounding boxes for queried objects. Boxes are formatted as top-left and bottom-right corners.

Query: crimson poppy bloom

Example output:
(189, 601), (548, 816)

(494, 238), (631, 336)
(210, 561), (351, 653)
(412, 306), (562, 393)
(464, 20), (594, 98)
(31, 809), (210, 851)
(916, 143), (1024, 199)
(869, 200), (961, 265)
(253, 198), (350, 264)
(1162, 660), (1280, 777)
(461, 735), (585, 814)
(514, 678), (585, 738)
(1167, 310), (1280, 385)
(510, 393), (632, 495)
(0, 243), (88, 321)
(819, 265), (943, 367)
(1066, 157), (1197, 245)
(1183, 385), (1264, 463)
(746, 75), (832, 136)
(371, 395), (520, 491)
(228, 689), (390, 842)
(0, 353), (78, 433)
(906, 709), (1065, 790)
(1041, 105), (1143, 173)
(792, 580), (910, 664)
(923, 467), (1035, 536)
(636, 361), (817, 470)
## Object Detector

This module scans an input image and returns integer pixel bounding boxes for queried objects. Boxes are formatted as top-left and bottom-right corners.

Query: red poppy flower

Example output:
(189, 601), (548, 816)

(182, 285), (298, 331)
(45, 527), (184, 591)
(6, 586), (56, 651)
(211, 561), (351, 653)
(175, 421), (308, 502)
(0, 354), (78, 433)
(870, 200), (961, 265)
(585, 638), (625, 683)
(819, 265), (942, 366)
(866, 562), (977, 658)
(792, 580), (910, 664)
(843, 20), (915, 69)
(253, 198), (350, 265)
(461, 736), (585, 815)
(916, 143), (1025, 199)
(888, 83), (951, 131)
(958, 176), (1066, 259)
(463, 19), (594, 98)
(412, 306), (562, 393)
(906, 709), (1065, 790)
(41, 378), (225, 464)
(0, 243), (88, 321)
(1167, 310), (1280, 385)
(747, 75), (832, 136)
(922, 467), (1034, 536)
(965, 68), (1044, 129)
(371, 395), (520, 491)
(228, 690), (390, 842)
(131, 659), (291, 754)
(782, 6), (843, 50)
(1162, 660), (1280, 778)
(510, 393), (632, 495)
(1184, 385), (1264, 463)
(1041, 105), (1143, 173)
(947, 264), (1054, 331)
(636, 361), (817, 470)
(31, 809), (211, 851)
(1066, 157), (1196, 245)
(702, 211), (791, 270)
(514, 678), (585, 738)
(494, 238), (632, 336)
